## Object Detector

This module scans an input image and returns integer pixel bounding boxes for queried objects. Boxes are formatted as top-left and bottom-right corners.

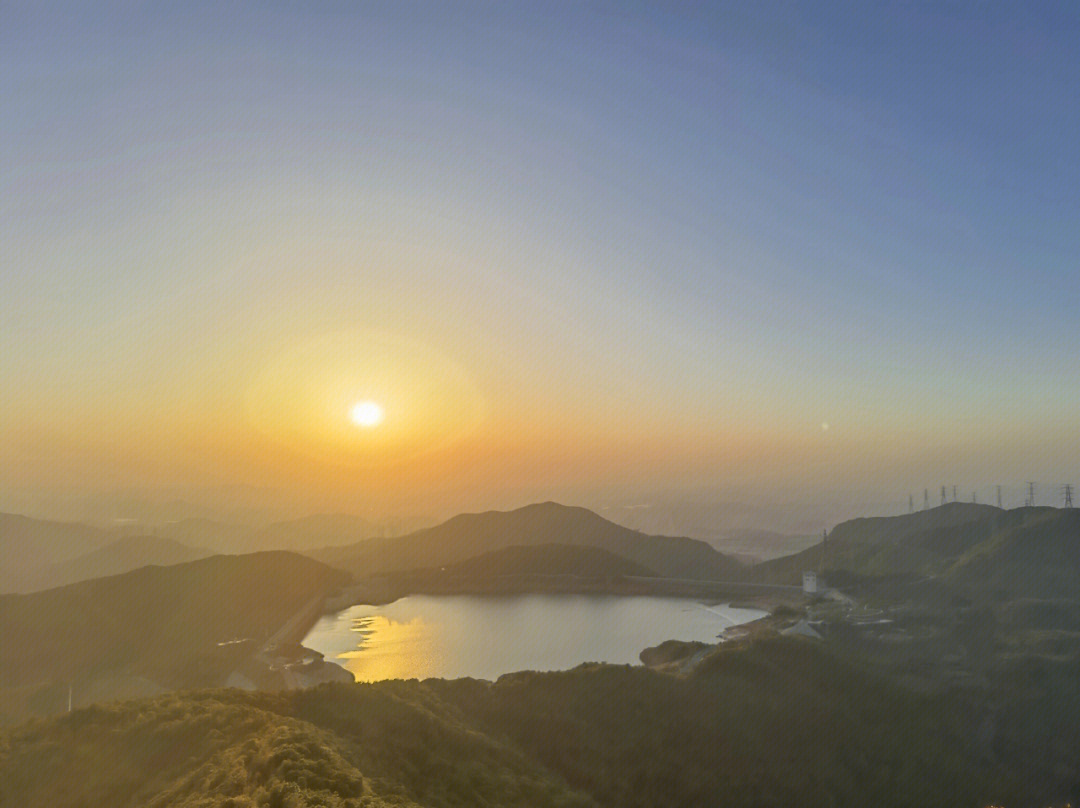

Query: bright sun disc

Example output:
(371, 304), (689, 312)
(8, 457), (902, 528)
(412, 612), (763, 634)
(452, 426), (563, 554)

(350, 401), (384, 427)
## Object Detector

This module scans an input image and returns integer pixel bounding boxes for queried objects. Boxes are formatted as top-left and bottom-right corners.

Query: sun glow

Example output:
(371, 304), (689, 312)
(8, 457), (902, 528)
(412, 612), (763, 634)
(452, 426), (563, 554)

(350, 401), (384, 428)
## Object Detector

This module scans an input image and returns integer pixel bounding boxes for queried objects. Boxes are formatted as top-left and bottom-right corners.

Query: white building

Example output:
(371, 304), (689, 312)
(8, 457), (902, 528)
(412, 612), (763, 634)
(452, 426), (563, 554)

(802, 570), (819, 595)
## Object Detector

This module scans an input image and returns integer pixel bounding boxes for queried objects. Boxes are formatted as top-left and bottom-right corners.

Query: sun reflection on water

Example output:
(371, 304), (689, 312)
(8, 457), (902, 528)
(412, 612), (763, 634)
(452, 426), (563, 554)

(335, 614), (443, 682)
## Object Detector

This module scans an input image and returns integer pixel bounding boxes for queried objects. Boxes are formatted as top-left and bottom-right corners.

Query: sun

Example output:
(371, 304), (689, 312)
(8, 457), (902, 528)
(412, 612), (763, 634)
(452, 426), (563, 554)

(350, 400), (384, 428)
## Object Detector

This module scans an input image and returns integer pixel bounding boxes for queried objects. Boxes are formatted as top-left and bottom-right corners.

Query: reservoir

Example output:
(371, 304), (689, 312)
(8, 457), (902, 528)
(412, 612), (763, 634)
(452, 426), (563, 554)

(302, 594), (766, 682)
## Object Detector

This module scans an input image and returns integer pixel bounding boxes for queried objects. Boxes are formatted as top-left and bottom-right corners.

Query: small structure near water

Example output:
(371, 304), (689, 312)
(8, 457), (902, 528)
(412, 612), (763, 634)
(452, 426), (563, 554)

(781, 619), (823, 640)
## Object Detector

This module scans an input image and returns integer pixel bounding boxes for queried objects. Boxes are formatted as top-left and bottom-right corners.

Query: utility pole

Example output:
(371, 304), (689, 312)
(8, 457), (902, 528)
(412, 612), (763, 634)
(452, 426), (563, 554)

(1065, 484), (1074, 508)
(996, 485), (1003, 508)
(941, 486), (947, 506)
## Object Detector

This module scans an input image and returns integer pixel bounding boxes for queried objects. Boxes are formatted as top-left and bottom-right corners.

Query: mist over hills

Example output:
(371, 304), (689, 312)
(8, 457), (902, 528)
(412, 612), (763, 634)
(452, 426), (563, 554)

(312, 502), (743, 581)
(0, 511), (389, 593)
(18, 535), (212, 594)
(0, 513), (113, 593)
(239, 513), (380, 553)
(4, 500), (1080, 803)
(0, 513), (216, 594)
(139, 513), (414, 555)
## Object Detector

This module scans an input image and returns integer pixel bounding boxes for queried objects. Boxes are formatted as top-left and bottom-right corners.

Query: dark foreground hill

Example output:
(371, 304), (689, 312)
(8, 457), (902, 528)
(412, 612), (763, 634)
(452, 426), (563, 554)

(0, 637), (1003, 808)
(0, 552), (349, 722)
(754, 502), (1080, 600)
(314, 502), (741, 581)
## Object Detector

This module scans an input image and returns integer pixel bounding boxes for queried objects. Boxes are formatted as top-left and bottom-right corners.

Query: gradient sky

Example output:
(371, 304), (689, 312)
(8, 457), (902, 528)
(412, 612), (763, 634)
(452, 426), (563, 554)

(3, 2), (1080, 516)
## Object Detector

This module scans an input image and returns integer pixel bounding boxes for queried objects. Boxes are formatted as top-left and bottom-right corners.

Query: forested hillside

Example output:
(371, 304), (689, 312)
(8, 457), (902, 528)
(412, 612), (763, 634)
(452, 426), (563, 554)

(0, 637), (1003, 808)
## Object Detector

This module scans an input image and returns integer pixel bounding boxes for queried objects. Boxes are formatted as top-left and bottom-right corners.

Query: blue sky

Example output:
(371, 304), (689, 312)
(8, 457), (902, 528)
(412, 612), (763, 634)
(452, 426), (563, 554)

(3, 2), (1080, 509)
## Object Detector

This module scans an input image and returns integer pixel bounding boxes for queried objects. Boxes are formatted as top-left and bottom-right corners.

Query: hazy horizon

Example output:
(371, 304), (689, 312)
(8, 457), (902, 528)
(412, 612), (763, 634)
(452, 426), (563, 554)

(6, 3), (1080, 520)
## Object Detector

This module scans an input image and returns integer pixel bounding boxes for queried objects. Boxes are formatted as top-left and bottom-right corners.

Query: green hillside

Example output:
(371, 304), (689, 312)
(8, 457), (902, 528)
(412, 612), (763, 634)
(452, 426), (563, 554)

(0, 552), (349, 722)
(315, 502), (740, 581)
(0, 637), (1000, 808)
(446, 543), (655, 578)
(753, 503), (1080, 600)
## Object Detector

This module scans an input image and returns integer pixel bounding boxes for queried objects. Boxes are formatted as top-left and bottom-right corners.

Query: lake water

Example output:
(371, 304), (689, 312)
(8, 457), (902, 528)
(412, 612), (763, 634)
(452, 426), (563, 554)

(302, 594), (766, 682)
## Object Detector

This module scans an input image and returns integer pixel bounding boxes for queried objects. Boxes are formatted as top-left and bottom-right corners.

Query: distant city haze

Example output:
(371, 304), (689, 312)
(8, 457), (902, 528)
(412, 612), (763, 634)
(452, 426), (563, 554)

(5, 4), (1080, 521)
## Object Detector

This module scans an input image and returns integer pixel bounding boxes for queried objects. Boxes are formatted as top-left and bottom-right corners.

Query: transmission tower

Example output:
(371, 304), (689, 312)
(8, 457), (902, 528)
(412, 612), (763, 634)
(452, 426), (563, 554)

(952, 485), (957, 502)
(924, 488), (929, 510)
(972, 491), (978, 504)
(1027, 482), (1036, 507)
(996, 485), (1003, 508)
(941, 486), (947, 506)
(909, 494), (914, 514)
(1065, 484), (1073, 508)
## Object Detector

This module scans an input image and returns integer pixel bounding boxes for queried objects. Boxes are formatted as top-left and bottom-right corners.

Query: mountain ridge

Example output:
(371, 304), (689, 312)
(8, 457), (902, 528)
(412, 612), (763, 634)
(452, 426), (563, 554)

(312, 501), (743, 581)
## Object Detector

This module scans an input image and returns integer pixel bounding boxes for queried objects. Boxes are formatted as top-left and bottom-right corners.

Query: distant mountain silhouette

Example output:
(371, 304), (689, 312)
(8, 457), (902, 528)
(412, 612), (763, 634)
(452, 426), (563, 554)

(20, 535), (212, 593)
(0, 513), (112, 593)
(242, 513), (378, 553)
(148, 513), (381, 555)
(313, 502), (741, 580)
(149, 517), (251, 553)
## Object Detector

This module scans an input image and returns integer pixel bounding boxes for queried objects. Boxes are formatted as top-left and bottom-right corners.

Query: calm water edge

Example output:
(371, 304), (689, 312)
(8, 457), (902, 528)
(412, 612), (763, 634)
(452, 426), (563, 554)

(302, 593), (766, 682)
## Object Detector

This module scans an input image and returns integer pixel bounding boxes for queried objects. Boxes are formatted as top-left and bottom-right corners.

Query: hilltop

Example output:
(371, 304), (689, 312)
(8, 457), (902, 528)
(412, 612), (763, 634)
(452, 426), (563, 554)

(313, 502), (742, 581)
(752, 502), (1080, 600)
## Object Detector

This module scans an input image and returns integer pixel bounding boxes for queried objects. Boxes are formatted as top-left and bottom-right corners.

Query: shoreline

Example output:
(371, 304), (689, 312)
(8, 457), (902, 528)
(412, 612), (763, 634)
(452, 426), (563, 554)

(322, 573), (809, 615)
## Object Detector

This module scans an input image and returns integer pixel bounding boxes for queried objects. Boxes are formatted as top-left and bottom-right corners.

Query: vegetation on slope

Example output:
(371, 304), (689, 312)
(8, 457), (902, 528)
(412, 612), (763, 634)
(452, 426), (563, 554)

(754, 503), (1080, 600)
(314, 502), (740, 581)
(444, 543), (655, 578)
(0, 552), (349, 721)
(0, 637), (1002, 808)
